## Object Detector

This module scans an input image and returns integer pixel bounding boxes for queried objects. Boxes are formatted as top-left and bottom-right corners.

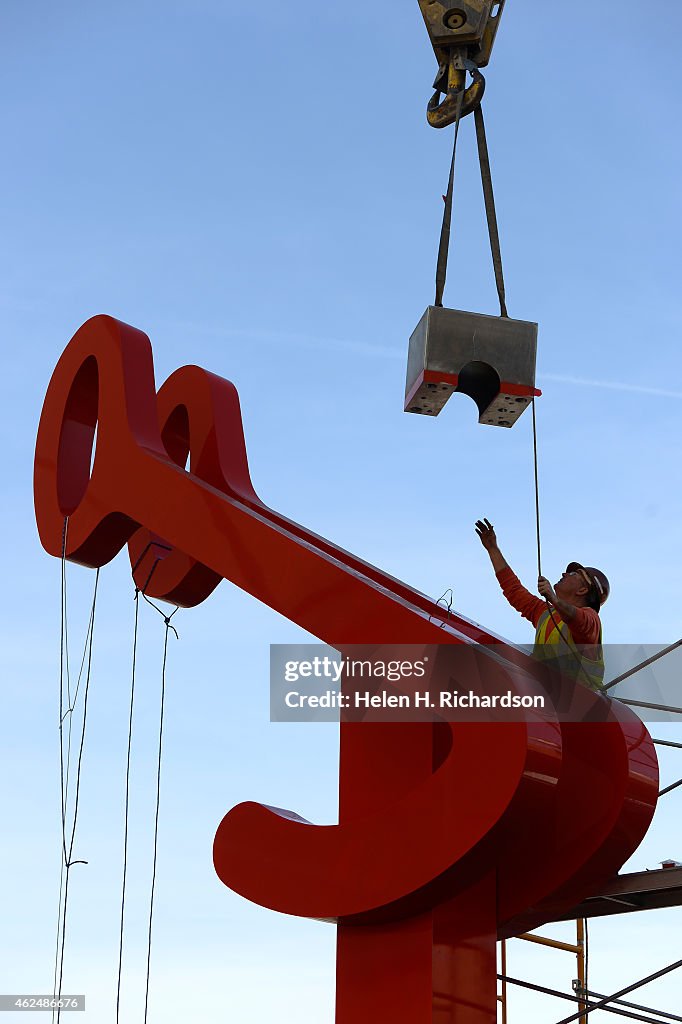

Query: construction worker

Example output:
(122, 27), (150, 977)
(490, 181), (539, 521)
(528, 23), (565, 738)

(475, 518), (609, 690)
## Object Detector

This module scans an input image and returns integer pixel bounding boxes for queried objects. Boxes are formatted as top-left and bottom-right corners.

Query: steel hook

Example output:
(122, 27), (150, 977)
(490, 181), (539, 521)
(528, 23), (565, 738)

(427, 56), (485, 129)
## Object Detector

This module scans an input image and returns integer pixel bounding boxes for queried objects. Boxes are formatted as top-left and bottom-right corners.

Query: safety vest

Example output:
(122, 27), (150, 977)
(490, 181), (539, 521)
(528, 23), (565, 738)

(533, 608), (605, 691)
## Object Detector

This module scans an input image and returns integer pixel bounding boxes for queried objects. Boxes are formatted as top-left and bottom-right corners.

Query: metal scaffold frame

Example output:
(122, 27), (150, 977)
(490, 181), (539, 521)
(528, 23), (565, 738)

(495, 661), (682, 1024)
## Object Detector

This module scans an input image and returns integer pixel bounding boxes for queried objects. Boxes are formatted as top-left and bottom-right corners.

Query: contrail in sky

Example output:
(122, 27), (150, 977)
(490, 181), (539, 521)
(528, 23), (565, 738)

(542, 373), (682, 400)
(177, 321), (682, 398)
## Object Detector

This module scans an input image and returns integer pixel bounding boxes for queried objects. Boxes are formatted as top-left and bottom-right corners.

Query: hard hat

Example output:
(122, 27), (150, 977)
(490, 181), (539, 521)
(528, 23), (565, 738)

(566, 562), (610, 609)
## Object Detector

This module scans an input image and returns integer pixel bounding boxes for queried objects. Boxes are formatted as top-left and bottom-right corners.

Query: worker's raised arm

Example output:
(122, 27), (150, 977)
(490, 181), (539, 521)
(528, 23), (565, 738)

(475, 519), (546, 628)
(475, 519), (509, 573)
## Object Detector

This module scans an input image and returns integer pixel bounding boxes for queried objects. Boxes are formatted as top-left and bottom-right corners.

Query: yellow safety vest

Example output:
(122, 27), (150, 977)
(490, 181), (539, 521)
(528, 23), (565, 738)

(533, 608), (605, 691)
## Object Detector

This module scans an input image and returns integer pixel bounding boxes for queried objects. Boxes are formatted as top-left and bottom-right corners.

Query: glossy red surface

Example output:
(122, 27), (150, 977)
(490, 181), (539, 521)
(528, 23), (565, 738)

(35, 317), (659, 1023)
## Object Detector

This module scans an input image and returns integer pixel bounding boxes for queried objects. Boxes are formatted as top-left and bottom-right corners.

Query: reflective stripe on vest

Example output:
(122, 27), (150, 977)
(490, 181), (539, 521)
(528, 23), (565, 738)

(533, 608), (605, 691)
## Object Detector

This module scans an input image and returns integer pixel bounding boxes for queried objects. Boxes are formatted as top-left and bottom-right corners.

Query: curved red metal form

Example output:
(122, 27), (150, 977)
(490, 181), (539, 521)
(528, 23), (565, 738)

(34, 316), (659, 1024)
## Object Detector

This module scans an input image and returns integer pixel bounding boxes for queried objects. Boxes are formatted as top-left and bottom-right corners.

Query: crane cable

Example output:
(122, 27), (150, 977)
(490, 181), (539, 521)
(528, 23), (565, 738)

(431, 86), (596, 691)
(430, 86), (552, 657)
(474, 103), (508, 318)
(434, 86), (464, 308)
(432, 86), (566, 676)
(454, 95), (593, 688)
(433, 82), (545, 582)
(434, 86), (508, 318)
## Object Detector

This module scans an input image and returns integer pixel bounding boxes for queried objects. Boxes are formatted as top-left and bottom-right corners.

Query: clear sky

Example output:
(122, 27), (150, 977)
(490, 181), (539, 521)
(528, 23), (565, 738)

(2, 1), (681, 1020)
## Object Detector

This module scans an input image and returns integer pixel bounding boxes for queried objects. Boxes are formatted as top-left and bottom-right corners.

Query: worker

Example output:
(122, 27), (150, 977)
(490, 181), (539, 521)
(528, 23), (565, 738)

(474, 518), (609, 690)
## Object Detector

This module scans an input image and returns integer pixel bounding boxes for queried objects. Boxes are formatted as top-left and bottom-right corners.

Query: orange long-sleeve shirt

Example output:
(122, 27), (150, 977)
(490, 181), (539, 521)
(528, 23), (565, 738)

(496, 567), (601, 645)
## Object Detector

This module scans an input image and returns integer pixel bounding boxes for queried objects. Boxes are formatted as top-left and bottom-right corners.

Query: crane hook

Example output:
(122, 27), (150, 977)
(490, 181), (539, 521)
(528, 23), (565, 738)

(427, 53), (485, 129)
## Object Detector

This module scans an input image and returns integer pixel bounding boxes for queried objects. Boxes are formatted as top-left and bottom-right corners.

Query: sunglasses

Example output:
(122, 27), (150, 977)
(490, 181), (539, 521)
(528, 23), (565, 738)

(566, 569), (595, 592)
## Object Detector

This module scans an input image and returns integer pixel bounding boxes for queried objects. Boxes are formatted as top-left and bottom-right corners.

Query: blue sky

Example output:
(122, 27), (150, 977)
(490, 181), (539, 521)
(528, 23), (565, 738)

(2, 1), (681, 1020)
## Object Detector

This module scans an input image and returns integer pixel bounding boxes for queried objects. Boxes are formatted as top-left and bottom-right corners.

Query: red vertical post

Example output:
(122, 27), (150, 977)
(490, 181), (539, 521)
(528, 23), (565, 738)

(336, 720), (498, 1023)
(432, 876), (498, 1023)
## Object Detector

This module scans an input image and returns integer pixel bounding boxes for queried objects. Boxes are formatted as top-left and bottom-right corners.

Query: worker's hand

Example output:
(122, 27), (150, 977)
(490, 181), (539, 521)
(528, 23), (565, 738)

(475, 519), (498, 551)
(538, 576), (557, 604)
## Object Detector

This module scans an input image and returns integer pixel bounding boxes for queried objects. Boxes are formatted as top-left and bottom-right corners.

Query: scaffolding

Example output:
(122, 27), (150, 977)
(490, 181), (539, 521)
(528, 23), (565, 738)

(496, 645), (682, 1024)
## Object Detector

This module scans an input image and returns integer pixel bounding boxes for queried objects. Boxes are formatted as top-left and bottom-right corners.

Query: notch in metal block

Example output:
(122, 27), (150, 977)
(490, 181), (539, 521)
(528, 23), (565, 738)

(404, 306), (540, 428)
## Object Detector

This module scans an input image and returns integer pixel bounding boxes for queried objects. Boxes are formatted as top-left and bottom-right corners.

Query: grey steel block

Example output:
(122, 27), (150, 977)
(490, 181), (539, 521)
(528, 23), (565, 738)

(404, 306), (538, 428)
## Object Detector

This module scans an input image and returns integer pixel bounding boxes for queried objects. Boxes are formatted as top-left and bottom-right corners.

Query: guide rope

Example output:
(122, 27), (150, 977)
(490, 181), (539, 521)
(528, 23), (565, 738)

(115, 559), (178, 1023)
(144, 604), (179, 1023)
(430, 588), (455, 626)
(531, 399), (542, 580)
(115, 585), (141, 1024)
(530, 402), (601, 689)
(53, 519), (70, 1024)
(53, 518), (99, 1024)
(532, 399), (679, 704)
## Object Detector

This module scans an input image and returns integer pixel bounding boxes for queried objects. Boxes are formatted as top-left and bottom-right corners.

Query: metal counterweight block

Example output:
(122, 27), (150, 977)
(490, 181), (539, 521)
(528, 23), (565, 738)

(405, 306), (539, 428)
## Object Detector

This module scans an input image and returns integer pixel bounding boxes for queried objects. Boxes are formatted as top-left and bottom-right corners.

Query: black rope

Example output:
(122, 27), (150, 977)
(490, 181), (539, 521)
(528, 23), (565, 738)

(531, 398), (542, 579)
(528, 296), (574, 670)
(140, 590), (180, 639)
(52, 518), (70, 1024)
(429, 588), (455, 626)
(51, 868), (65, 1024)
(116, 554), (170, 1018)
(57, 571), (98, 1024)
(54, 550), (99, 1024)
(474, 102), (508, 317)
(58, 519), (71, 866)
(531, 375), (679, 697)
(130, 540), (172, 579)
(115, 587), (141, 1024)
(115, 553), (179, 1022)
(530, 400), (598, 688)
(143, 607), (179, 1022)
(64, 575), (98, 865)
(434, 82), (464, 308)
(140, 559), (161, 598)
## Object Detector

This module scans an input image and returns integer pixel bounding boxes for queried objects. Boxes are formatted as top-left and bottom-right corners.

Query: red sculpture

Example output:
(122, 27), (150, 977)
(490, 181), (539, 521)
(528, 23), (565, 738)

(35, 317), (658, 1023)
